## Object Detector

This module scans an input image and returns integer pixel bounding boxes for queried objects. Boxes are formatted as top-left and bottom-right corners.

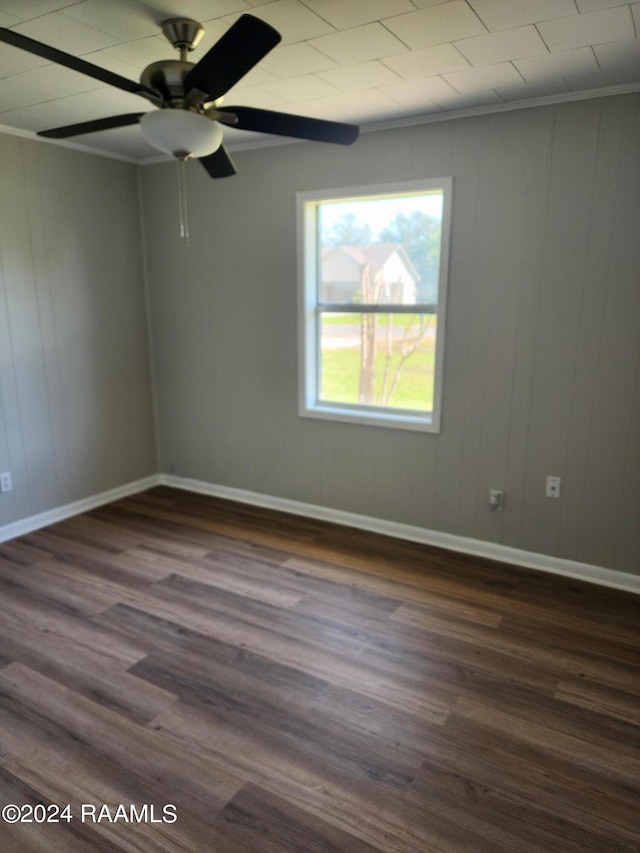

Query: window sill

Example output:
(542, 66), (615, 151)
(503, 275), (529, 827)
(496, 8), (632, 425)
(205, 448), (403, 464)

(299, 402), (440, 433)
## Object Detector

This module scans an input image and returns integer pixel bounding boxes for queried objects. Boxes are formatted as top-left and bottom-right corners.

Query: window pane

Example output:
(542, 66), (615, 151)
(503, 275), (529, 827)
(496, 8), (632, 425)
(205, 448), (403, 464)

(298, 177), (451, 431)
(318, 192), (443, 306)
(319, 311), (437, 412)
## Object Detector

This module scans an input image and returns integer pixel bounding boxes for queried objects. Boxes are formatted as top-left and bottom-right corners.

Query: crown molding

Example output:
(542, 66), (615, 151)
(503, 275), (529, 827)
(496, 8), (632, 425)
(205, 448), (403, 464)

(0, 121), (138, 163)
(357, 81), (640, 137)
(140, 80), (640, 160)
(2, 81), (638, 165)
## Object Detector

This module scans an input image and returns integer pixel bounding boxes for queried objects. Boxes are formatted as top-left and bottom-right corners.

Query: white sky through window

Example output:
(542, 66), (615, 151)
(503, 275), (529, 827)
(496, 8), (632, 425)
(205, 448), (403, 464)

(319, 192), (444, 242)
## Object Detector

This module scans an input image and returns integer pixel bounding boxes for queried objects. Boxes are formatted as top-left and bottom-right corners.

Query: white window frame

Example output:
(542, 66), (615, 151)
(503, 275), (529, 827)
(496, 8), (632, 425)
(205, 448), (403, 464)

(297, 177), (452, 433)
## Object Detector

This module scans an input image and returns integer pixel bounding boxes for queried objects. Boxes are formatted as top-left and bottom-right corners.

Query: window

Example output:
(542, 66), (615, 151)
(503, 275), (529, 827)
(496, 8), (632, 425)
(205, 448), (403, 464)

(297, 178), (452, 432)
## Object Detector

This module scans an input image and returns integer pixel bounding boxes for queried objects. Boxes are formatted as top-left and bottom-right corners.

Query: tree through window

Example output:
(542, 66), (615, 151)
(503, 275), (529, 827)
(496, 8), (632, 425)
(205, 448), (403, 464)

(298, 179), (452, 432)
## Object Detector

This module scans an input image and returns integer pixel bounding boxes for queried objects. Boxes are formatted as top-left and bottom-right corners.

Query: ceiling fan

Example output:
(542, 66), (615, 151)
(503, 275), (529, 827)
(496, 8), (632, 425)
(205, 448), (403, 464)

(0, 15), (359, 178)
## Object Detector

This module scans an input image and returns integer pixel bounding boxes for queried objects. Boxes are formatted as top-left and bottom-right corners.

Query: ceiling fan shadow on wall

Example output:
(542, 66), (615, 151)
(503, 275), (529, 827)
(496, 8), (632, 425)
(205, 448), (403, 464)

(0, 15), (360, 180)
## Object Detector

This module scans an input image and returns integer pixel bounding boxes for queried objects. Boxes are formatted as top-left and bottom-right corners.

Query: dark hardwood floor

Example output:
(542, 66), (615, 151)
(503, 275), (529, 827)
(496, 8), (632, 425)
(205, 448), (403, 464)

(0, 486), (638, 852)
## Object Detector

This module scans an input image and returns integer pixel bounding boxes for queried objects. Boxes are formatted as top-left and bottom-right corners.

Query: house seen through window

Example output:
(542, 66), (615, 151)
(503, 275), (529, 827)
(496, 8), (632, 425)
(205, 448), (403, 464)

(298, 178), (452, 432)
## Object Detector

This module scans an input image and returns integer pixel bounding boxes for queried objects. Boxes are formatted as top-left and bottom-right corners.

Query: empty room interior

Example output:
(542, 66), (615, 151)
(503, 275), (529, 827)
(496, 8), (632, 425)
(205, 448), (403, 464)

(0, 1), (639, 850)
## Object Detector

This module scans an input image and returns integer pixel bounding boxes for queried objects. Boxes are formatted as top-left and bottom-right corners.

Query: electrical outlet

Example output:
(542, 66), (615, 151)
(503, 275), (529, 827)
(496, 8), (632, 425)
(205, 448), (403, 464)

(546, 476), (561, 498)
(0, 471), (12, 493)
(489, 489), (504, 511)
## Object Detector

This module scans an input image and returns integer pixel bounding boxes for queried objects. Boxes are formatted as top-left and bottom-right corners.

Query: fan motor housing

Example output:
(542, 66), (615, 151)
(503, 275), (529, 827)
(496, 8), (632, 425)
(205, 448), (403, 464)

(140, 60), (194, 104)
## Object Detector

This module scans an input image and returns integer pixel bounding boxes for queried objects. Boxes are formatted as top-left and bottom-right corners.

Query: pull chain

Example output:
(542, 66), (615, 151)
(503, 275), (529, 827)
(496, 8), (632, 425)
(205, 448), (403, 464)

(177, 157), (190, 245)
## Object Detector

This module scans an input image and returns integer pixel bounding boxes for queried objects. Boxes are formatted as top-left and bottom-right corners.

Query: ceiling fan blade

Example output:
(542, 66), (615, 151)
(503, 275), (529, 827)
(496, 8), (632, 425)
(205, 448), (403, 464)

(184, 15), (280, 101)
(222, 106), (360, 145)
(198, 145), (236, 179)
(38, 113), (145, 139)
(0, 27), (160, 101)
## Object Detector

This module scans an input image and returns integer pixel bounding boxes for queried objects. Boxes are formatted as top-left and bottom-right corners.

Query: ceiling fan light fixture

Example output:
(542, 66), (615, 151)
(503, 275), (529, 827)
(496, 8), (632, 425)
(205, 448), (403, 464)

(1, 14), (358, 179)
(140, 109), (223, 158)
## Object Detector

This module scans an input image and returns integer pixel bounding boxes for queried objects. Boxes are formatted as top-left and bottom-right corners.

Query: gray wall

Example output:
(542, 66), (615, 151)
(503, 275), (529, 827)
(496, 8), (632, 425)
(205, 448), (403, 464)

(1, 96), (637, 577)
(142, 94), (640, 576)
(0, 135), (157, 527)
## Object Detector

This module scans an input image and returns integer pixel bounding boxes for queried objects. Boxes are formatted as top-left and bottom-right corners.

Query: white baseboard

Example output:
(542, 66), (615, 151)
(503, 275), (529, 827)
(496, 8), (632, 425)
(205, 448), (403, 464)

(161, 474), (640, 595)
(2, 472), (638, 595)
(0, 475), (162, 544)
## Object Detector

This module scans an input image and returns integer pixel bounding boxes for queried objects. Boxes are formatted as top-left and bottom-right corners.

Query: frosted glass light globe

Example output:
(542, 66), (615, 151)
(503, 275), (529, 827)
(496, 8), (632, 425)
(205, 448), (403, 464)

(140, 110), (223, 158)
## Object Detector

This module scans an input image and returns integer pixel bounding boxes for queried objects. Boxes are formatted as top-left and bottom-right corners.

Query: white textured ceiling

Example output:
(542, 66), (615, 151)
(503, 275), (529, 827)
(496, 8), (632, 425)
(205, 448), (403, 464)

(0, 0), (639, 161)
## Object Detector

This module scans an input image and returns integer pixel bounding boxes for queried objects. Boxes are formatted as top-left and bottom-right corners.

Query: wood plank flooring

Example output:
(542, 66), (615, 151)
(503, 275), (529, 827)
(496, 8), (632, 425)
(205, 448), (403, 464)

(0, 486), (638, 852)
